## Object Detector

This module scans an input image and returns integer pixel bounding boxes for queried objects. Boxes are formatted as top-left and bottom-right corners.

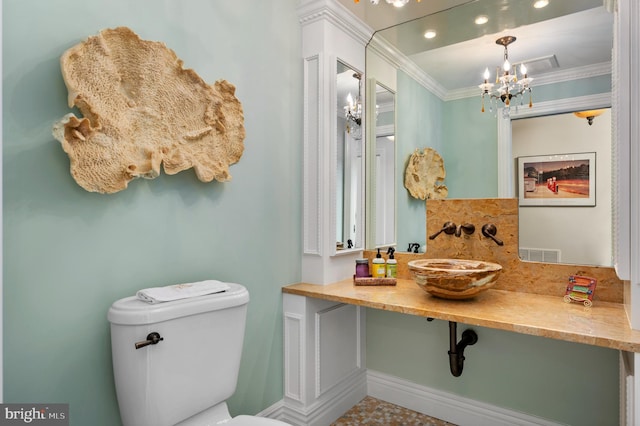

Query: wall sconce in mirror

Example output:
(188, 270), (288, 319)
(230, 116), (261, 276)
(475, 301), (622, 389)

(479, 36), (533, 117)
(574, 109), (606, 125)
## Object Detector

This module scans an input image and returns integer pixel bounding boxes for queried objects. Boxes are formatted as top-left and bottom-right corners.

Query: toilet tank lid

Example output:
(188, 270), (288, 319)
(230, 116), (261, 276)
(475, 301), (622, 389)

(108, 282), (249, 325)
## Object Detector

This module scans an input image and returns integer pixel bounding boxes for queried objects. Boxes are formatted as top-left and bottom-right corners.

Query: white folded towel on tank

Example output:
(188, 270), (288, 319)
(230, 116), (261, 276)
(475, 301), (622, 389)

(136, 280), (231, 304)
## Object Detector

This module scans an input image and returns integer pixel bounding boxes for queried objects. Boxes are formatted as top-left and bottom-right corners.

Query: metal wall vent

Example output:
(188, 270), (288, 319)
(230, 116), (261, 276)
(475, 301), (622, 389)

(519, 248), (561, 263)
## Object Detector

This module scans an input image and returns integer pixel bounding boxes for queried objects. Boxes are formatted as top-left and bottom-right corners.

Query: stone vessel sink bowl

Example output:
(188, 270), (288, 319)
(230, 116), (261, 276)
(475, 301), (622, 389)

(408, 258), (503, 300)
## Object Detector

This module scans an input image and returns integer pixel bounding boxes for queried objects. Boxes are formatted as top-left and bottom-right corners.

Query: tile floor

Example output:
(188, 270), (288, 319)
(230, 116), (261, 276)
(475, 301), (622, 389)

(331, 396), (457, 426)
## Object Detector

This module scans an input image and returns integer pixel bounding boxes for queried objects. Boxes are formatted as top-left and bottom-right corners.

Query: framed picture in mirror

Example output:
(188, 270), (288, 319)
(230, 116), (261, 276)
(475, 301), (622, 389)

(518, 152), (596, 206)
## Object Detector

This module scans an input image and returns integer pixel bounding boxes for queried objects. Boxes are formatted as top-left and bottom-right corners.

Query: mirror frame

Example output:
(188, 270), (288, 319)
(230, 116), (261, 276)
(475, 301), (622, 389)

(365, 78), (397, 250)
(333, 57), (365, 256)
(373, 82), (397, 249)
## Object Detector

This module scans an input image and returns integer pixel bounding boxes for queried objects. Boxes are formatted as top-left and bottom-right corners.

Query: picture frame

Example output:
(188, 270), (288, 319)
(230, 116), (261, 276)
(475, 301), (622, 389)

(518, 152), (596, 207)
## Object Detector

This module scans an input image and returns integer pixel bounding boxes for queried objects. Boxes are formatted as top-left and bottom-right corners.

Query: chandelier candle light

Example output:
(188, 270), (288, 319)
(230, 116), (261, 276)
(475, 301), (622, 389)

(344, 72), (363, 135)
(479, 36), (533, 116)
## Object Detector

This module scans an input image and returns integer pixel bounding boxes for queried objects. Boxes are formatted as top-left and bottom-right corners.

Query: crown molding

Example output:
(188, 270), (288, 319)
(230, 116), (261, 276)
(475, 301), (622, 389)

(509, 91), (611, 119)
(534, 61), (612, 85)
(298, 0), (374, 47)
(445, 61), (612, 101)
(367, 34), (448, 99)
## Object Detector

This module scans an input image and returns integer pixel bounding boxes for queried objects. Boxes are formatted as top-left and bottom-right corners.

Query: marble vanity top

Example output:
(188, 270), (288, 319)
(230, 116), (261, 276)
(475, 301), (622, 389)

(286, 198), (636, 351)
(283, 279), (640, 352)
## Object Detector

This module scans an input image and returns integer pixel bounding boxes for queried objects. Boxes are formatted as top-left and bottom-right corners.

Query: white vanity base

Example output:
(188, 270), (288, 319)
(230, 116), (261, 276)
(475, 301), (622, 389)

(281, 294), (367, 426)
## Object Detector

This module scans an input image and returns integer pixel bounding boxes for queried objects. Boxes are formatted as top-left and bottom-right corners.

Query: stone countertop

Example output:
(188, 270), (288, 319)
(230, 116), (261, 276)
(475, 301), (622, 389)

(282, 279), (640, 352)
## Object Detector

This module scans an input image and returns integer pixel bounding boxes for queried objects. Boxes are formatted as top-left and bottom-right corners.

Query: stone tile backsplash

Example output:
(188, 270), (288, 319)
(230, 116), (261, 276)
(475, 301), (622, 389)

(365, 198), (623, 303)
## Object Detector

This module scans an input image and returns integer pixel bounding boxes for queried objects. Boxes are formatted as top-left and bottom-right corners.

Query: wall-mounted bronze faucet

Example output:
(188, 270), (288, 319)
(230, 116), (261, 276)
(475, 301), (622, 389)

(429, 221), (457, 240)
(430, 222), (476, 240)
(455, 223), (475, 237)
(482, 223), (503, 246)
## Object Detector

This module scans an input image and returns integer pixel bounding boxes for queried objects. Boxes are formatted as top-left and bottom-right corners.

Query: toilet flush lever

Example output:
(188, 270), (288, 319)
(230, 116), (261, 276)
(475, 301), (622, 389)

(135, 332), (164, 349)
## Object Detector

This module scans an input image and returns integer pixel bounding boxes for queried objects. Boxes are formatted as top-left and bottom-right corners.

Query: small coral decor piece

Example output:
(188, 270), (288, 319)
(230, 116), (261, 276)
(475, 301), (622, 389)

(53, 27), (245, 193)
(404, 148), (448, 200)
(564, 275), (597, 307)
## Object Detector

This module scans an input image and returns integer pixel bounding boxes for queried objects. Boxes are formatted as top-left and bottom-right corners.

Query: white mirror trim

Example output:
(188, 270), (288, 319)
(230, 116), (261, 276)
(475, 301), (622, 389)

(303, 54), (323, 256)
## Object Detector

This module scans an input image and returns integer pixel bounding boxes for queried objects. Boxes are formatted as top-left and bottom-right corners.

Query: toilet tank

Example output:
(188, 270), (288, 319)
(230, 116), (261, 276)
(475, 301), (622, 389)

(108, 282), (249, 426)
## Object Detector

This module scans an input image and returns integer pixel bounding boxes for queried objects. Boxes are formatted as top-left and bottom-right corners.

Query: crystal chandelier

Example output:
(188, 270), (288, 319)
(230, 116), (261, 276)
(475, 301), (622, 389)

(344, 73), (362, 135)
(478, 36), (533, 117)
(353, 0), (416, 6)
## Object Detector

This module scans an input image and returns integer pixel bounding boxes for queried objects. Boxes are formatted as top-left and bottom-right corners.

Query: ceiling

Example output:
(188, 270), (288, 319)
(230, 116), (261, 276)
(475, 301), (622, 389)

(336, 0), (474, 32)
(336, 0), (613, 93)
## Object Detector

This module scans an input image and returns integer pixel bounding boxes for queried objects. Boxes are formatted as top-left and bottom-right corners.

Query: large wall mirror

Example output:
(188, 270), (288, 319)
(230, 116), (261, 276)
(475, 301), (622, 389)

(372, 83), (396, 248)
(362, 0), (613, 266)
(336, 60), (365, 252)
(512, 107), (611, 266)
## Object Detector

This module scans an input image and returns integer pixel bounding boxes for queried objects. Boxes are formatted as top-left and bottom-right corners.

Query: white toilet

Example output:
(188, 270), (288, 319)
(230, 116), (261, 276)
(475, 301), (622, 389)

(108, 282), (289, 426)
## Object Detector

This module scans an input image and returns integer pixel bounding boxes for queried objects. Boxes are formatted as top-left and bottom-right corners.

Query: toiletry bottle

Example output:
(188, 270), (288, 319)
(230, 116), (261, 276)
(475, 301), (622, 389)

(372, 248), (386, 278)
(386, 248), (397, 278)
(355, 259), (370, 278)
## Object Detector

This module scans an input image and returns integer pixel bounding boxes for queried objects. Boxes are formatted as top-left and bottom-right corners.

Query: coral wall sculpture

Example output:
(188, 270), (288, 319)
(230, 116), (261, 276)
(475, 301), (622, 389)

(404, 147), (448, 200)
(52, 27), (245, 193)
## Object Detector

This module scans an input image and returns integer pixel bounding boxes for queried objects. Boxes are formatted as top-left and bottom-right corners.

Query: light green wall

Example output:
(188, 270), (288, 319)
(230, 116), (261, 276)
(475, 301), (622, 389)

(532, 74), (612, 104)
(385, 73), (618, 425)
(442, 95), (499, 199)
(3, 1), (302, 425)
(367, 310), (619, 425)
(396, 71), (444, 250)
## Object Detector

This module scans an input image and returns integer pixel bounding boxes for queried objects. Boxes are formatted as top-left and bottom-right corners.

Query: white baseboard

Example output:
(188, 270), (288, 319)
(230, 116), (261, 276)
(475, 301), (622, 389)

(280, 368), (367, 426)
(366, 370), (564, 426)
(257, 399), (286, 420)
(273, 369), (563, 426)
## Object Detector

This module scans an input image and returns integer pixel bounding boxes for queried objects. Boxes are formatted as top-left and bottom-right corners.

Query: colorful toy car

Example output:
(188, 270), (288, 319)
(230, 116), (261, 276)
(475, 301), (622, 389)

(564, 275), (597, 307)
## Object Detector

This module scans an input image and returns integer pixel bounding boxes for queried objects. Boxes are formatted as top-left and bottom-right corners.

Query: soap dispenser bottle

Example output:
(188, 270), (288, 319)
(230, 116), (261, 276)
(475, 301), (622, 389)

(386, 247), (397, 278)
(372, 248), (386, 278)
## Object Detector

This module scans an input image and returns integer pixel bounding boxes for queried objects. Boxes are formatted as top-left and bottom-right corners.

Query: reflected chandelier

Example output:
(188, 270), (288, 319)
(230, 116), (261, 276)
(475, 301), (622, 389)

(344, 72), (362, 135)
(479, 36), (533, 117)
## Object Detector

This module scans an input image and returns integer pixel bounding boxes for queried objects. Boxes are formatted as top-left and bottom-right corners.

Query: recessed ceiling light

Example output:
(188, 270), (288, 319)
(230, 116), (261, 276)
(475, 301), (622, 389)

(533, 0), (549, 8)
(475, 15), (489, 25)
(389, 0), (409, 7)
(424, 30), (437, 39)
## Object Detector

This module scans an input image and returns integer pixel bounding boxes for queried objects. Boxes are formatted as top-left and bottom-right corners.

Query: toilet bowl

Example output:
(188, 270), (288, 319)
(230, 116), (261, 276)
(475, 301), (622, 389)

(108, 282), (289, 426)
